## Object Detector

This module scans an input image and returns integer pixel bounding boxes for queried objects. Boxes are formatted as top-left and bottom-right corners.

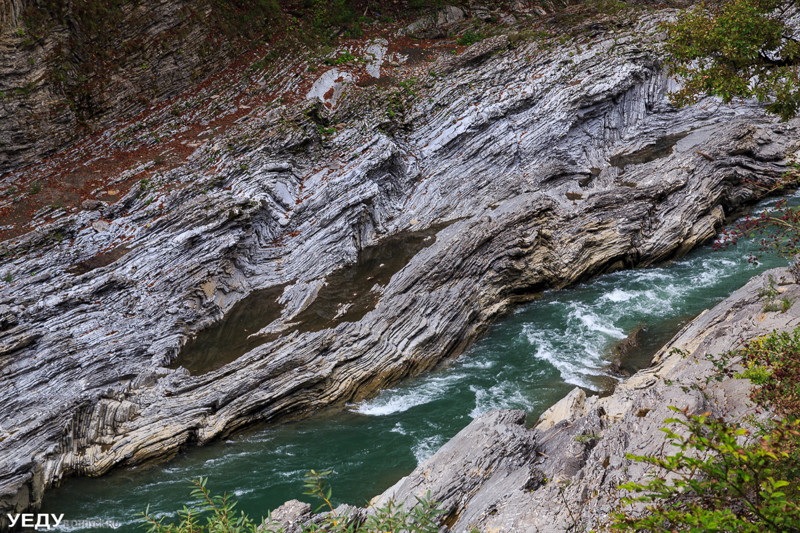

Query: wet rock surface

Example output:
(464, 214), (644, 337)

(1, 12), (799, 519)
(607, 325), (646, 376)
(369, 267), (800, 531)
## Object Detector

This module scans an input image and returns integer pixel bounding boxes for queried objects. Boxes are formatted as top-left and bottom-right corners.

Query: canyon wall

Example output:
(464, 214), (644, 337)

(1, 8), (798, 523)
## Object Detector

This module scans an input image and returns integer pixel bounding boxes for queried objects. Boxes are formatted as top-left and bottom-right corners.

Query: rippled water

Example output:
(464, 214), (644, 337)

(41, 196), (795, 531)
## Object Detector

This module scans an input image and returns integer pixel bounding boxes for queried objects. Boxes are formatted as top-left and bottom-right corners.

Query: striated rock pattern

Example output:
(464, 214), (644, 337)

(372, 409), (541, 529)
(374, 267), (800, 531)
(1, 13), (799, 519)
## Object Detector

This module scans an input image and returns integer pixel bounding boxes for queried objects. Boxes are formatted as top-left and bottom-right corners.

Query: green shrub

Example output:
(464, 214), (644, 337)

(311, 0), (363, 38)
(325, 51), (356, 66)
(613, 323), (800, 531)
(612, 408), (800, 532)
(457, 30), (484, 46)
(663, 0), (800, 120)
(737, 326), (800, 416)
(301, 469), (443, 532)
(142, 472), (444, 533)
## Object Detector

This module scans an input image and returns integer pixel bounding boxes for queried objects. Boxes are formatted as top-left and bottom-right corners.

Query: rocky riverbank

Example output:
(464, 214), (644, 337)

(270, 266), (800, 531)
(2, 5), (799, 523)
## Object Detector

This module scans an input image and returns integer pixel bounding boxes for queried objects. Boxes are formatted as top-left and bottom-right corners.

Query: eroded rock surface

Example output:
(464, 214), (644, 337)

(374, 267), (800, 531)
(1, 13), (798, 518)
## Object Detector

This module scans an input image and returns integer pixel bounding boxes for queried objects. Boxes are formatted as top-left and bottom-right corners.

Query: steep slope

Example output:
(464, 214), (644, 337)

(0, 0), (284, 173)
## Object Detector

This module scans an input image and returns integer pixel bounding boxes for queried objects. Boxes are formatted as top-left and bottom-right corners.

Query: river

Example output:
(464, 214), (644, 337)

(40, 195), (796, 531)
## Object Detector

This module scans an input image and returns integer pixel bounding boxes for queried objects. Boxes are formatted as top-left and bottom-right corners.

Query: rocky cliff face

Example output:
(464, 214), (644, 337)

(0, 8), (798, 521)
(271, 266), (800, 531)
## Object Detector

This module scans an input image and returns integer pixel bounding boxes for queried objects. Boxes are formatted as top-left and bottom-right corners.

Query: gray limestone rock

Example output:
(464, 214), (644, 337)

(374, 409), (538, 528)
(80, 200), (104, 211)
(400, 5), (467, 38)
(263, 500), (312, 533)
(1, 12), (799, 521)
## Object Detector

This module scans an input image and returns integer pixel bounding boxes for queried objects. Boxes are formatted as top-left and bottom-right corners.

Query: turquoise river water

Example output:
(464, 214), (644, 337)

(40, 196), (796, 531)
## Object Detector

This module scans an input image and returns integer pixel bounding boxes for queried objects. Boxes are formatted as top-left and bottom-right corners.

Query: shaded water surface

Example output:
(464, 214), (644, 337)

(292, 226), (443, 332)
(170, 285), (286, 375)
(610, 131), (690, 170)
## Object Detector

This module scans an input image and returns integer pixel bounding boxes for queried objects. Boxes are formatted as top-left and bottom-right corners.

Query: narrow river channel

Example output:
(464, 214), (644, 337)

(41, 195), (797, 531)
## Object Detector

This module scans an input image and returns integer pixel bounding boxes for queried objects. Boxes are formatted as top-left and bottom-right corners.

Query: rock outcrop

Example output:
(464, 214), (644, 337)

(1, 11), (798, 520)
(369, 267), (800, 531)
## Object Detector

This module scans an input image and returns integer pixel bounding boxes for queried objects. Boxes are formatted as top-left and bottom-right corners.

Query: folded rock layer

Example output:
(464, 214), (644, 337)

(1, 13), (798, 520)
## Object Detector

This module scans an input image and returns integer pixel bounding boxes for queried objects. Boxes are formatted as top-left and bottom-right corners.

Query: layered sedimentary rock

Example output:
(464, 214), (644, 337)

(1, 12), (798, 519)
(368, 267), (800, 531)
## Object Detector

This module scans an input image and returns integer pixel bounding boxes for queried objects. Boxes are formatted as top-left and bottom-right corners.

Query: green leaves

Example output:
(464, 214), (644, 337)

(664, 0), (800, 119)
(301, 470), (444, 532)
(736, 326), (800, 415)
(141, 477), (263, 533)
(143, 472), (444, 533)
(611, 409), (800, 532)
(302, 469), (335, 513)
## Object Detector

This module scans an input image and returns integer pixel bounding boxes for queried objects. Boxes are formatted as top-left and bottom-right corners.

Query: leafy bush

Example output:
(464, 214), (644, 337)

(613, 324), (800, 531)
(325, 51), (357, 66)
(457, 30), (484, 46)
(312, 0), (361, 37)
(737, 326), (800, 416)
(142, 472), (444, 533)
(663, 0), (800, 120)
(712, 166), (800, 282)
(210, 0), (283, 38)
(612, 408), (800, 532)
(717, 196), (800, 264)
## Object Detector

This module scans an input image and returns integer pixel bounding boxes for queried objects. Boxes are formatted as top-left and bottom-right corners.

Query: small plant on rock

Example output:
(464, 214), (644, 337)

(759, 274), (786, 312)
(142, 472), (444, 533)
(737, 326), (800, 415)
(612, 408), (800, 532)
(326, 51), (356, 66)
(301, 469), (443, 533)
(457, 30), (484, 46)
